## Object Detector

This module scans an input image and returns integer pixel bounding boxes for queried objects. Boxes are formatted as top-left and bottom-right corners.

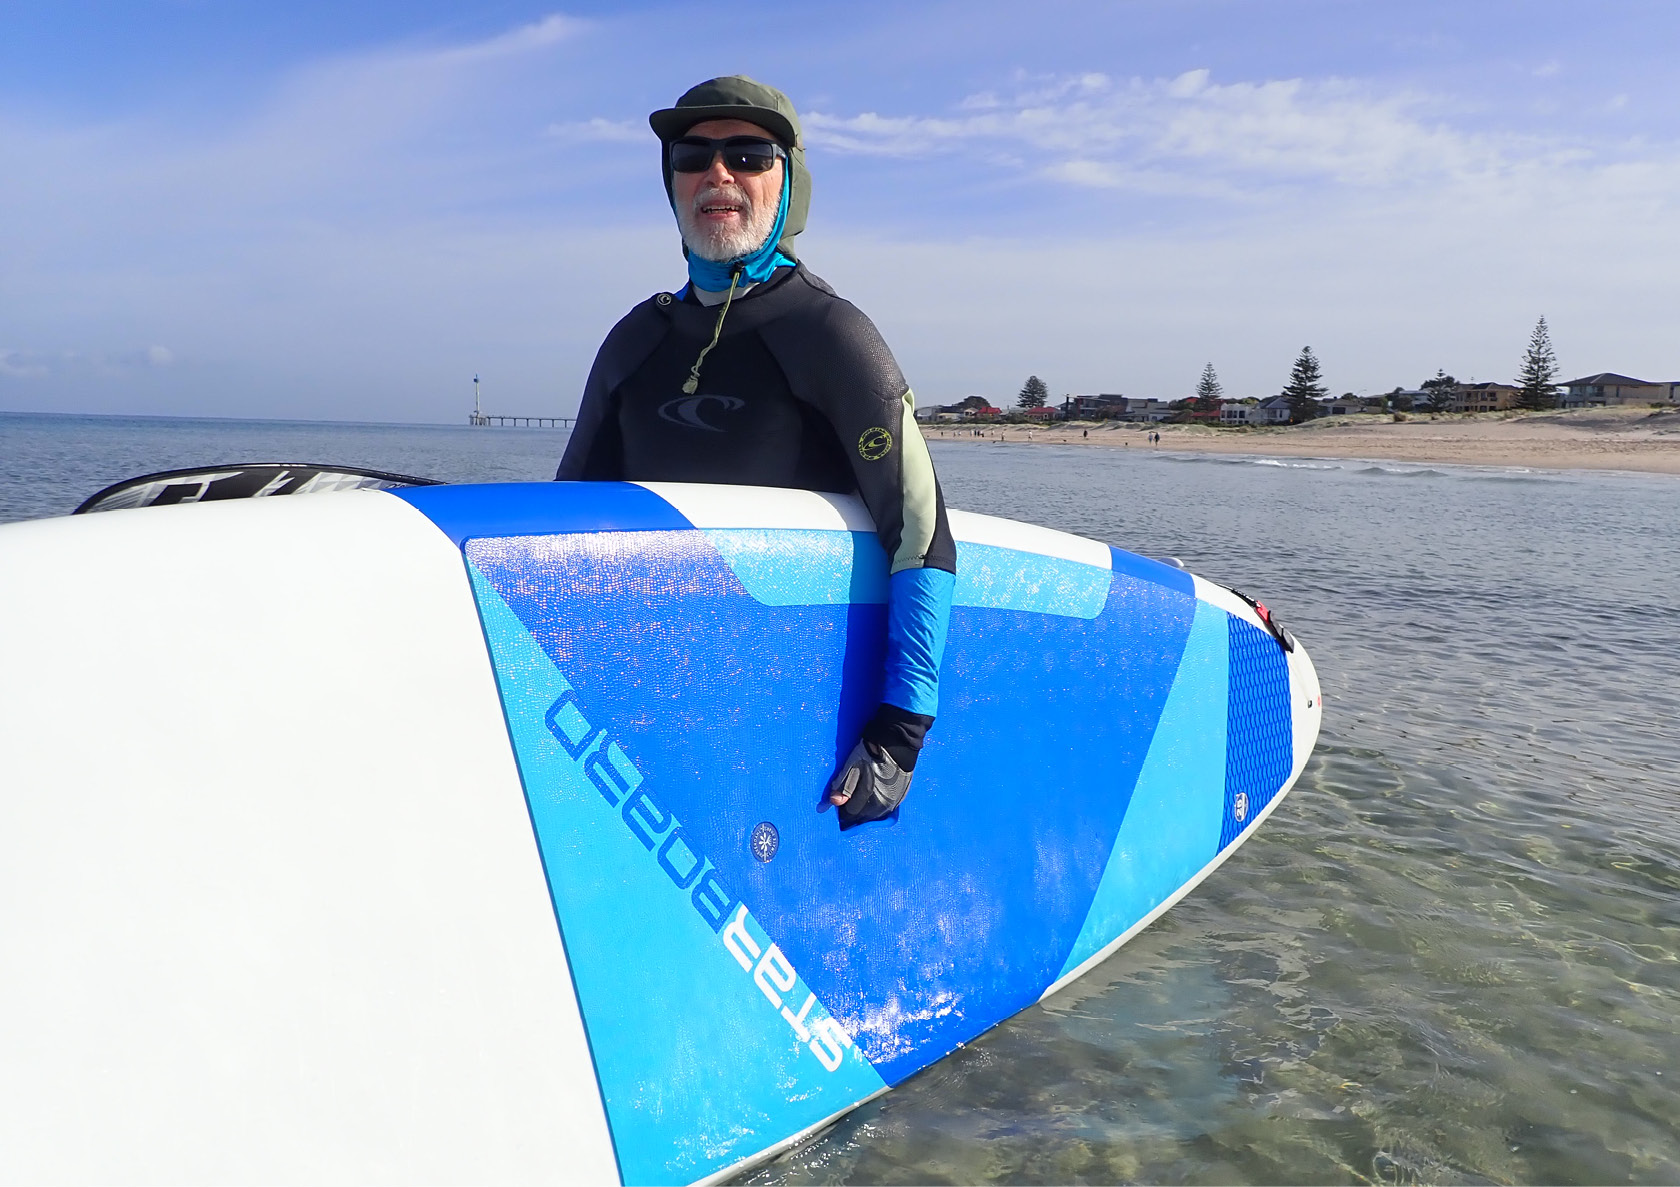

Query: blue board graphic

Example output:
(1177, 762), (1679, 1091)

(391, 482), (1309, 1184)
(469, 566), (886, 1185)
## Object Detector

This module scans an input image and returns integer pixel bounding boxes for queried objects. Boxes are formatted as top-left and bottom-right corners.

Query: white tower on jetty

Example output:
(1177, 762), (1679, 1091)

(470, 375), (485, 426)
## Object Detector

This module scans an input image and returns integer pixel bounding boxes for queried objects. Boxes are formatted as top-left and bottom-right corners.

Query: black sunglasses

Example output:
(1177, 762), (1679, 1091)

(669, 136), (786, 175)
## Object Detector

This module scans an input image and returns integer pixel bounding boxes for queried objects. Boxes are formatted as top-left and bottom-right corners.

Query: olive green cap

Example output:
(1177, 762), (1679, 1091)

(651, 75), (810, 257)
(648, 74), (803, 149)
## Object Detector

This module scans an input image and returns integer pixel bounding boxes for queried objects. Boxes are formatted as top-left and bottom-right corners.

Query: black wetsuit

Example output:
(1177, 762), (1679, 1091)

(558, 262), (956, 766)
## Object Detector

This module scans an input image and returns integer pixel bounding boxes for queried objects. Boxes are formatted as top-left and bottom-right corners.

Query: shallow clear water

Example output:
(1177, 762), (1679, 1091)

(758, 445), (1680, 1186)
(4, 413), (1678, 1184)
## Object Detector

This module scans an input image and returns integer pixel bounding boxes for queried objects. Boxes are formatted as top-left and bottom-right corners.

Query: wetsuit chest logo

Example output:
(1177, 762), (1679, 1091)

(659, 394), (745, 432)
(858, 426), (893, 461)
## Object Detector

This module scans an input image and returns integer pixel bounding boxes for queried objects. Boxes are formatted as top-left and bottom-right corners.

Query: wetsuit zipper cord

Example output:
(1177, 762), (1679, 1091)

(681, 264), (742, 395)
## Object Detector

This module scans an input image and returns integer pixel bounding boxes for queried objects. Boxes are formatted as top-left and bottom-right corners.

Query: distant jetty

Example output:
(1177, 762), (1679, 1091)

(467, 374), (572, 428)
(468, 413), (573, 428)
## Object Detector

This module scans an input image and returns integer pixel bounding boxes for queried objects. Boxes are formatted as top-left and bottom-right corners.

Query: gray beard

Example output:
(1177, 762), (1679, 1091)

(677, 183), (778, 262)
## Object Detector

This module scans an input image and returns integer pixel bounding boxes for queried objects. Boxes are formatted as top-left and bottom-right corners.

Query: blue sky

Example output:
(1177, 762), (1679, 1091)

(4, 0), (1677, 420)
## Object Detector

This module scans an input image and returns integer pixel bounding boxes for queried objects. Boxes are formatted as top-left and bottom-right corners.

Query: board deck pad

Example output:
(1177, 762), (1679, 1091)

(391, 481), (1313, 1185)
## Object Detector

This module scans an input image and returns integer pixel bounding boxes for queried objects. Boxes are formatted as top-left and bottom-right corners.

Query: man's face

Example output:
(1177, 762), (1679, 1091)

(671, 118), (785, 266)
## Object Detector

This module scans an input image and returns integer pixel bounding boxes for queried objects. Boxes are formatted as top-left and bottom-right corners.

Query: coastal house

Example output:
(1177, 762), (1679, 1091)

(1022, 405), (1062, 421)
(1062, 394), (1129, 420)
(931, 396), (1002, 420)
(1557, 373), (1680, 407)
(1258, 396), (1293, 424)
(1219, 400), (1261, 425)
(1322, 395), (1381, 416)
(1120, 398), (1173, 423)
(1450, 383), (1520, 413)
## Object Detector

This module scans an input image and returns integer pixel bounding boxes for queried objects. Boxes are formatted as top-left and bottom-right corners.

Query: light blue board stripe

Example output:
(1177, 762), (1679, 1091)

(1056, 598), (1231, 980)
(705, 529), (884, 607)
(466, 561), (888, 1186)
(705, 529), (1111, 619)
(954, 540), (1109, 619)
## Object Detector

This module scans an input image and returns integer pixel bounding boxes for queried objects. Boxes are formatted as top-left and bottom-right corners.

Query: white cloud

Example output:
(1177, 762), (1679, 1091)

(1166, 68), (1210, 99)
(1046, 158), (1122, 188)
(0, 13), (641, 419)
(546, 117), (645, 142)
(0, 16), (608, 271)
(4, 32), (1677, 423)
(795, 61), (1680, 401)
(434, 14), (583, 64)
(807, 69), (1605, 192)
(807, 164), (1680, 404)
(1039, 158), (1244, 199)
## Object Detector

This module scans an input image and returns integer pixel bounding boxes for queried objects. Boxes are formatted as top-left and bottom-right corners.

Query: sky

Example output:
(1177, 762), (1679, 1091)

(3, 0), (1678, 422)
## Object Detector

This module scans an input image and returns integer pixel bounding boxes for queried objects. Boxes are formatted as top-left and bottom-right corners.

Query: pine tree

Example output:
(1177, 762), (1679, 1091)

(1516, 316), (1560, 410)
(1016, 375), (1049, 409)
(1195, 362), (1223, 413)
(1420, 369), (1458, 413)
(1281, 346), (1327, 423)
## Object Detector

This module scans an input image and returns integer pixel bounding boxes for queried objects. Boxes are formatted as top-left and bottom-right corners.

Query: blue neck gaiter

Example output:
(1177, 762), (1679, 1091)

(682, 165), (795, 291)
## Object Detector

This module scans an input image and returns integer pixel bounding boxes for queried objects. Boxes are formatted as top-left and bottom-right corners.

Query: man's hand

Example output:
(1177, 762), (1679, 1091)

(828, 739), (912, 828)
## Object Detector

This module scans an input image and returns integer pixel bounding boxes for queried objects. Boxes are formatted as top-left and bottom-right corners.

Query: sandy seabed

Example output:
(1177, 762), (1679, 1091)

(924, 406), (1680, 476)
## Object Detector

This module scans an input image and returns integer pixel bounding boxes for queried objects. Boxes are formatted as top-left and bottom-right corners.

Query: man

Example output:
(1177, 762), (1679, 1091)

(557, 76), (956, 828)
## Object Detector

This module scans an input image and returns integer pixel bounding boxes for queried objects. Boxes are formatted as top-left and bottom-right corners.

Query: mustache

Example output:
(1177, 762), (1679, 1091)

(692, 183), (753, 214)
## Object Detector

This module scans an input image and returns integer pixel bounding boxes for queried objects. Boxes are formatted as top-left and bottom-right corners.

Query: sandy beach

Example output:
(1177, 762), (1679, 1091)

(923, 406), (1680, 476)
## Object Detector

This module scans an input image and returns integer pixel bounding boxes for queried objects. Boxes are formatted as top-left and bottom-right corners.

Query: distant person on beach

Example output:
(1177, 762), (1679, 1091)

(556, 76), (955, 828)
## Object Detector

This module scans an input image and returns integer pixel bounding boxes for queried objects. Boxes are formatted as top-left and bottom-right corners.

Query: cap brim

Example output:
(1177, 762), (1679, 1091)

(649, 105), (799, 149)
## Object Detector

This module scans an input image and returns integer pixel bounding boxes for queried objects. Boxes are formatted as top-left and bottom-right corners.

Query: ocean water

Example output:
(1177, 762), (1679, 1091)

(4, 411), (1678, 1185)
(0, 412), (568, 522)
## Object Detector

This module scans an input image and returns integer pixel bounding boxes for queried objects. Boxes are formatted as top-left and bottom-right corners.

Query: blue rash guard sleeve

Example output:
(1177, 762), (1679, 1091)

(882, 566), (955, 717)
